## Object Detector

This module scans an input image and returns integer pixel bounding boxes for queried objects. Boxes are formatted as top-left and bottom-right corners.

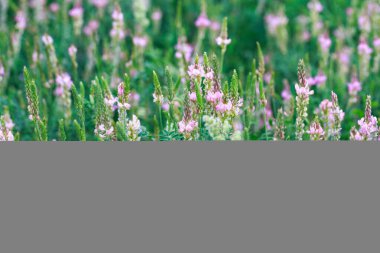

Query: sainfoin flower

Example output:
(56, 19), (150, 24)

(308, 0), (323, 13)
(308, 120), (325, 141)
(178, 119), (198, 134)
(133, 36), (148, 48)
(295, 84), (314, 98)
(127, 115), (142, 141)
(175, 39), (193, 62)
(69, 5), (84, 19)
(94, 124), (114, 140)
(318, 33), (332, 53)
(216, 37), (231, 47)
(195, 12), (211, 28)
(187, 64), (205, 79)
(91, 0), (108, 9)
(42, 34), (53, 46)
(351, 96), (379, 141)
(84, 20), (99, 36)
(358, 40), (373, 56)
(68, 45), (77, 57)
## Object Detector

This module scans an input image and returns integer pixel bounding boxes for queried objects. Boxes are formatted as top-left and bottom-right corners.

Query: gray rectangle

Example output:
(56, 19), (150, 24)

(0, 143), (379, 253)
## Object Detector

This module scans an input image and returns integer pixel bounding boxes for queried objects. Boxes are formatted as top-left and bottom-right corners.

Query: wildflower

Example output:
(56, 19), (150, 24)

(308, 0), (323, 13)
(281, 81), (292, 102)
(187, 63), (205, 79)
(68, 45), (77, 57)
(84, 20), (99, 36)
(104, 96), (118, 110)
(265, 13), (288, 35)
(110, 7), (126, 40)
(358, 40), (373, 56)
(374, 38), (380, 49)
(129, 92), (140, 106)
(329, 92), (344, 140)
(210, 21), (221, 32)
(49, 3), (60, 13)
(69, 5), (84, 36)
(15, 11), (27, 31)
(94, 124), (114, 140)
(175, 38), (193, 62)
(42, 34), (53, 46)
(133, 36), (148, 48)
(178, 94), (198, 139)
(357, 96), (378, 141)
(358, 15), (371, 33)
(295, 60), (314, 140)
(0, 62), (4, 82)
(216, 36), (231, 47)
(127, 115), (141, 141)
(308, 118), (325, 141)
(206, 90), (223, 104)
(348, 77), (362, 104)
(307, 72), (327, 86)
(55, 73), (73, 91)
(195, 12), (211, 28)
(151, 10), (162, 21)
(69, 5), (84, 18)
(91, 0), (108, 9)
(358, 38), (373, 79)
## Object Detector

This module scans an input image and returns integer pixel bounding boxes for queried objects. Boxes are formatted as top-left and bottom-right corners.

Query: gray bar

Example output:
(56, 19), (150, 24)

(0, 143), (379, 253)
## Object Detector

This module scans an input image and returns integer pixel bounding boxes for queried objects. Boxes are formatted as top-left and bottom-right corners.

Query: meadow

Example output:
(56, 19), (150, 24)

(0, 0), (379, 141)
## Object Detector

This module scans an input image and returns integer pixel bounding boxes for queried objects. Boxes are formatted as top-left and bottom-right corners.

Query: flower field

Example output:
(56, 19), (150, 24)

(1, 0), (380, 141)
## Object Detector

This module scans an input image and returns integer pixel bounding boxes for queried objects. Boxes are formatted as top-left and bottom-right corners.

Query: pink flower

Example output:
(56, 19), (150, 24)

(358, 15), (371, 32)
(49, 3), (60, 13)
(112, 9), (124, 21)
(178, 119), (198, 134)
(0, 62), (4, 79)
(129, 92), (140, 106)
(195, 12), (211, 28)
(68, 45), (77, 57)
(308, 122), (325, 139)
(91, 0), (108, 9)
(216, 36), (231, 47)
(265, 14), (288, 34)
(133, 36), (148, 48)
(187, 64), (205, 79)
(42, 34), (53, 46)
(210, 21), (221, 31)
(319, 99), (332, 112)
(318, 34), (332, 53)
(104, 96), (118, 110)
(358, 40), (373, 56)
(162, 102), (170, 112)
(152, 10), (163, 21)
(281, 88), (291, 102)
(55, 73), (73, 91)
(54, 86), (64, 96)
(15, 11), (27, 30)
(189, 92), (197, 102)
(348, 80), (362, 94)
(69, 5), (83, 19)
(204, 70), (214, 80)
(175, 40), (193, 62)
(295, 84), (314, 98)
(118, 102), (131, 110)
(358, 116), (378, 137)
(308, 0), (323, 13)
(374, 38), (380, 49)
(206, 91), (223, 103)
(84, 20), (99, 36)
